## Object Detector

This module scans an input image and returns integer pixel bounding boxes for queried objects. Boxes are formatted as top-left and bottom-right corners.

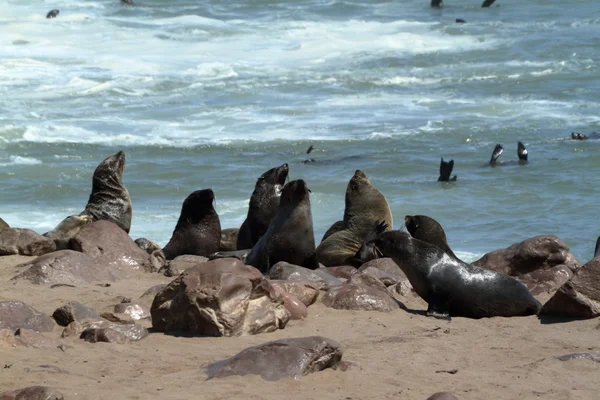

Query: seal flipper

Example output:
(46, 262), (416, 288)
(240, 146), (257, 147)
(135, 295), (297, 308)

(426, 293), (452, 321)
(489, 144), (504, 165)
(481, 0), (497, 7)
(438, 158), (457, 182)
(517, 141), (528, 162)
(594, 236), (600, 259)
(355, 220), (389, 264)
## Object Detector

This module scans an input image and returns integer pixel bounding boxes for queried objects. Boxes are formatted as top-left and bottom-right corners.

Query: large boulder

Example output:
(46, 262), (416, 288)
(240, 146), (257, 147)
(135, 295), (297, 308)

(206, 336), (343, 381)
(267, 262), (342, 290)
(0, 302), (55, 332)
(358, 258), (410, 287)
(11, 250), (117, 285)
(0, 228), (56, 257)
(0, 328), (62, 349)
(160, 255), (208, 277)
(0, 386), (64, 400)
(269, 280), (319, 307)
(322, 283), (399, 312)
(320, 266), (360, 281)
(71, 220), (157, 273)
(539, 258), (600, 319)
(52, 302), (99, 326)
(151, 258), (290, 336)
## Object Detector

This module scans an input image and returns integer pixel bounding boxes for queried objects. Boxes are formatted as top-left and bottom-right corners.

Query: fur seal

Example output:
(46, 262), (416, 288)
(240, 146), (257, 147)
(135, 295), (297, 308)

(80, 151), (132, 233)
(489, 142), (528, 166)
(481, 0), (497, 7)
(572, 132), (600, 140)
(135, 237), (166, 270)
(245, 179), (318, 273)
(0, 218), (8, 230)
(366, 230), (542, 319)
(438, 158), (457, 182)
(595, 236), (600, 259)
(404, 215), (458, 260)
(237, 163), (289, 250)
(455, 19), (466, 24)
(162, 189), (221, 260)
(431, 0), (443, 8)
(46, 9), (59, 18)
(316, 170), (393, 267)
(43, 214), (92, 250)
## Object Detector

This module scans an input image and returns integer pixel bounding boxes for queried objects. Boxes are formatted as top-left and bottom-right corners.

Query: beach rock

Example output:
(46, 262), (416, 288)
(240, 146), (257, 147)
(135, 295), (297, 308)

(320, 266), (360, 281)
(151, 258), (290, 336)
(358, 258), (408, 283)
(387, 280), (417, 299)
(553, 352), (600, 362)
(427, 393), (459, 400)
(62, 318), (148, 341)
(349, 273), (387, 292)
(539, 257), (600, 319)
(71, 220), (157, 273)
(206, 336), (343, 381)
(269, 280), (319, 307)
(219, 228), (239, 251)
(0, 218), (9, 230)
(519, 265), (573, 298)
(52, 302), (99, 326)
(138, 284), (167, 308)
(267, 262), (343, 290)
(112, 302), (150, 321)
(322, 283), (399, 312)
(161, 255), (208, 277)
(474, 235), (580, 276)
(272, 285), (307, 320)
(0, 228), (56, 257)
(0, 386), (64, 400)
(0, 328), (62, 349)
(80, 328), (131, 344)
(11, 250), (117, 285)
(0, 302), (55, 332)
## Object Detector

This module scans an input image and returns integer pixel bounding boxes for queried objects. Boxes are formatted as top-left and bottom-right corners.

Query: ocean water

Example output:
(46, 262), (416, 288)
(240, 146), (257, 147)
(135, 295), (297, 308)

(1, 0), (599, 262)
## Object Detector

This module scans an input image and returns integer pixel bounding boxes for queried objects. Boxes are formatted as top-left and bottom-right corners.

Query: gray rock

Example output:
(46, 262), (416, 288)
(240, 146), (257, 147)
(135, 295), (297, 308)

(0, 386), (64, 400)
(80, 328), (131, 344)
(138, 284), (168, 308)
(0, 301), (55, 332)
(52, 302), (99, 327)
(553, 352), (600, 363)
(62, 318), (148, 341)
(358, 258), (409, 287)
(0, 228), (56, 257)
(322, 283), (399, 312)
(206, 336), (343, 381)
(161, 254), (209, 277)
(427, 393), (459, 400)
(151, 258), (290, 336)
(267, 262), (342, 290)
(113, 302), (150, 321)
(269, 280), (319, 307)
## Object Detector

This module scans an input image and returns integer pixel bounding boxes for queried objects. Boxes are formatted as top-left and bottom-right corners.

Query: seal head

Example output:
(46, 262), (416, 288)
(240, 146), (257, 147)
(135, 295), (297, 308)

(404, 215), (458, 260)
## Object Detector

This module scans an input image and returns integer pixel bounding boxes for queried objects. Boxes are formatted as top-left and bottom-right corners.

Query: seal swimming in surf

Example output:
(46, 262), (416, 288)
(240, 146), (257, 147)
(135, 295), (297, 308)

(80, 151), (132, 233)
(43, 214), (92, 250)
(245, 179), (319, 273)
(237, 163), (289, 250)
(489, 142), (528, 166)
(365, 230), (542, 319)
(162, 189), (221, 260)
(438, 158), (457, 182)
(316, 170), (393, 267)
(46, 9), (59, 18)
(572, 132), (600, 140)
(431, 0), (443, 8)
(481, 0), (497, 7)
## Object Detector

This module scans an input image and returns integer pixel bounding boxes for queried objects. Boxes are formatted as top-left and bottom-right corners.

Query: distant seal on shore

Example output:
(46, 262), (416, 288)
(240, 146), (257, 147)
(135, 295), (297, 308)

(43, 214), (92, 250)
(46, 9), (59, 18)
(0, 218), (8, 230)
(438, 158), (457, 182)
(237, 163), (289, 250)
(80, 151), (132, 233)
(162, 189), (221, 260)
(245, 179), (319, 273)
(366, 230), (542, 319)
(316, 170), (393, 267)
(404, 215), (459, 260)
(489, 142), (528, 166)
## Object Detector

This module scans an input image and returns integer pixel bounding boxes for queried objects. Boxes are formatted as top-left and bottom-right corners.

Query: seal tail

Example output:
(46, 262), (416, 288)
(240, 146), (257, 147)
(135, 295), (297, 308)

(490, 144), (504, 165)
(438, 158), (456, 182)
(481, 0), (496, 7)
(517, 141), (528, 162)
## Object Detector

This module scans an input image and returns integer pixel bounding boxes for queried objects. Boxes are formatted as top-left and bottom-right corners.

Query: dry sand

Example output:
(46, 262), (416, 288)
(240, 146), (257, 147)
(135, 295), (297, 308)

(0, 255), (598, 400)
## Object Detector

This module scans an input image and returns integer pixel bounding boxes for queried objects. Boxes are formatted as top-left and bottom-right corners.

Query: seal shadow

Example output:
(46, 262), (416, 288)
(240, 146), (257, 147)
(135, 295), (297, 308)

(537, 314), (591, 325)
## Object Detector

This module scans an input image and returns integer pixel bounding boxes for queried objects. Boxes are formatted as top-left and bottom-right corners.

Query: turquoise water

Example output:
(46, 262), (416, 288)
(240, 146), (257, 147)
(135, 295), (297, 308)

(1, 0), (599, 261)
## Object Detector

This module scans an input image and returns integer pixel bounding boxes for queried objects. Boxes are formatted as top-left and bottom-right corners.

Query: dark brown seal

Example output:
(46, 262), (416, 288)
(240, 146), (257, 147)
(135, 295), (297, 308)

(162, 189), (221, 260)
(80, 151), (132, 233)
(0, 218), (8, 230)
(237, 163), (289, 250)
(404, 215), (458, 259)
(316, 170), (393, 267)
(245, 179), (318, 273)
(43, 214), (92, 250)
(366, 230), (542, 319)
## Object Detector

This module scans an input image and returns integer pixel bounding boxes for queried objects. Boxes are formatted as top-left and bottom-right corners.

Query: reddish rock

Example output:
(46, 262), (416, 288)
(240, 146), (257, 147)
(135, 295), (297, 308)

(0, 228), (56, 257)
(322, 283), (399, 312)
(0, 302), (55, 332)
(272, 285), (308, 320)
(320, 266), (360, 281)
(206, 336), (343, 381)
(269, 280), (319, 307)
(267, 262), (342, 290)
(349, 273), (387, 292)
(0, 386), (64, 400)
(151, 258), (290, 336)
(161, 255), (209, 277)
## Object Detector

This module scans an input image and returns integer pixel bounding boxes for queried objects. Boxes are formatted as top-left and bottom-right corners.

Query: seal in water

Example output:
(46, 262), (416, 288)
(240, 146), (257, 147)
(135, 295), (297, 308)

(46, 9), (60, 18)
(365, 230), (542, 319)
(316, 170), (393, 267)
(595, 236), (600, 259)
(121, 0), (135, 5)
(489, 144), (504, 165)
(456, 19), (466, 24)
(438, 158), (457, 182)
(572, 132), (600, 140)
(162, 189), (221, 260)
(431, 0), (443, 8)
(245, 179), (319, 273)
(481, 0), (497, 7)
(404, 215), (459, 260)
(80, 151), (132, 233)
(43, 214), (92, 250)
(237, 163), (289, 250)
(489, 142), (528, 166)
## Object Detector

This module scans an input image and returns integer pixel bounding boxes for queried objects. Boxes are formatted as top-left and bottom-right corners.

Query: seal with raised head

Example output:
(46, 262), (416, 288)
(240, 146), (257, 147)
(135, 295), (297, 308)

(245, 179), (318, 273)
(237, 163), (289, 250)
(438, 158), (457, 182)
(162, 189), (221, 260)
(365, 230), (542, 319)
(316, 170), (393, 267)
(80, 151), (132, 233)
(43, 214), (92, 250)
(404, 215), (459, 260)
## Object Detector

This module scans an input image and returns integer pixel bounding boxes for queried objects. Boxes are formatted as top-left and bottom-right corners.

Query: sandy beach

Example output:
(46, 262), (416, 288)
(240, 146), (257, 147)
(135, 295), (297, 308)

(1, 254), (598, 400)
